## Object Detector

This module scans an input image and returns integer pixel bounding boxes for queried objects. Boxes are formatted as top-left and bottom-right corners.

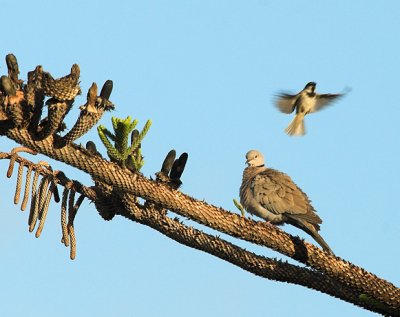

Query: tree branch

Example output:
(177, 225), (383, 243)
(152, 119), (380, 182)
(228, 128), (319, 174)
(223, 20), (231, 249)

(3, 128), (399, 311)
(1, 57), (399, 315)
(0, 151), (395, 316)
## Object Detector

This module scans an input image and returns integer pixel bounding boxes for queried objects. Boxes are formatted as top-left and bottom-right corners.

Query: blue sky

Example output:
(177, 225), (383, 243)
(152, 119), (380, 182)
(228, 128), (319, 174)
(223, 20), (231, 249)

(1, 1), (399, 316)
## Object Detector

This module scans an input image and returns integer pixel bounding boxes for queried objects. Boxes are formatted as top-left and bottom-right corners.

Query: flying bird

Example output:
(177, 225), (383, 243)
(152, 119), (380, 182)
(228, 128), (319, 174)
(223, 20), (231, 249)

(275, 82), (346, 136)
(239, 149), (334, 254)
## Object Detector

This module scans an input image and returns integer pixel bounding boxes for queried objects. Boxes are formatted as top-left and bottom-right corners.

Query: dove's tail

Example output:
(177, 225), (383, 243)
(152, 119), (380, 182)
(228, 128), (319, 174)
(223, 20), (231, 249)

(285, 114), (305, 136)
(309, 230), (335, 255)
(288, 217), (335, 255)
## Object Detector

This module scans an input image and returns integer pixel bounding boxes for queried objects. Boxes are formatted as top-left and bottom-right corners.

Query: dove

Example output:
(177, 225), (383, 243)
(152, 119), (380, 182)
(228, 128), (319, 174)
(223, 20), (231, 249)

(239, 150), (334, 254)
(275, 82), (346, 136)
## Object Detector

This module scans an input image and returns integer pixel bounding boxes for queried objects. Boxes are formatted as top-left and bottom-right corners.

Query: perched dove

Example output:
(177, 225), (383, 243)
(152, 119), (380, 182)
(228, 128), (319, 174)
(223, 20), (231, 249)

(240, 150), (334, 254)
(275, 82), (346, 136)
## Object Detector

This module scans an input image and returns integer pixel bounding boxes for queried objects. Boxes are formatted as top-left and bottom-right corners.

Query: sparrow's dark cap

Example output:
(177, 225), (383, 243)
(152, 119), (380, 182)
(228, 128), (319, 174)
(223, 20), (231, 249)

(305, 82), (316, 88)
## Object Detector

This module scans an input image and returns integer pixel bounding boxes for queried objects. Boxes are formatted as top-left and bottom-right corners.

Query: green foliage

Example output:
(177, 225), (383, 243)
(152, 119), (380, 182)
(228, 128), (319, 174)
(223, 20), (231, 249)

(128, 120), (151, 156)
(97, 116), (152, 171)
(233, 198), (246, 217)
(97, 125), (121, 160)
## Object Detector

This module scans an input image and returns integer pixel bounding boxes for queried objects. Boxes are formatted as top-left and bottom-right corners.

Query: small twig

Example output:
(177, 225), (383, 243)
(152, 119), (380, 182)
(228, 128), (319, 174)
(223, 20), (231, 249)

(21, 165), (33, 211)
(29, 176), (49, 232)
(233, 198), (246, 217)
(38, 176), (51, 220)
(28, 170), (40, 227)
(52, 180), (60, 203)
(61, 187), (70, 246)
(14, 161), (24, 204)
(11, 146), (37, 156)
(72, 194), (85, 220)
(68, 190), (76, 224)
(35, 181), (55, 238)
(66, 191), (84, 260)
(67, 189), (77, 258)
(6, 154), (17, 178)
(68, 225), (76, 260)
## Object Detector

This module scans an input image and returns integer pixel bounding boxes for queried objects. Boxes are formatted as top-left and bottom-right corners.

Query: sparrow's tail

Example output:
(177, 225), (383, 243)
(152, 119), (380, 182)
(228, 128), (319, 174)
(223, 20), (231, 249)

(285, 114), (305, 136)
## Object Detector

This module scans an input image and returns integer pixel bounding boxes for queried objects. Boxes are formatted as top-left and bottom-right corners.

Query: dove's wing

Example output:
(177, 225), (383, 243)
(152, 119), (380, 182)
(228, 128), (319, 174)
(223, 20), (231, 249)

(243, 164), (333, 254)
(312, 93), (344, 112)
(275, 93), (298, 114)
(252, 168), (322, 225)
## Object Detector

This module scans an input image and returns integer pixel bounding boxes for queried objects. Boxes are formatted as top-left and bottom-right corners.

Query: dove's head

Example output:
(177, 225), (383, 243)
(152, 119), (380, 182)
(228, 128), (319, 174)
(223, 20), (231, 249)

(304, 82), (316, 93)
(245, 150), (265, 167)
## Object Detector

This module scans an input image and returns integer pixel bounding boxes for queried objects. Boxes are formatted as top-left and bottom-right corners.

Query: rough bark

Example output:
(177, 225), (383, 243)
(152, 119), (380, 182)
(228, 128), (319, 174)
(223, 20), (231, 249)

(0, 152), (396, 316)
(1, 58), (399, 316)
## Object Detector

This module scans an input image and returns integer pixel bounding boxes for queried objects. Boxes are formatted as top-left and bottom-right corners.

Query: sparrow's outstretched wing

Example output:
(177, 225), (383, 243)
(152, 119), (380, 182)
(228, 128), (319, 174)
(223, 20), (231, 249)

(312, 93), (344, 112)
(274, 93), (298, 114)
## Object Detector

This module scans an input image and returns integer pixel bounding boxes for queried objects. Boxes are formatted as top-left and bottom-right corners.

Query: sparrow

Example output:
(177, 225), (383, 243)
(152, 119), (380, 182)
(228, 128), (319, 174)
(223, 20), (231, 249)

(275, 82), (346, 136)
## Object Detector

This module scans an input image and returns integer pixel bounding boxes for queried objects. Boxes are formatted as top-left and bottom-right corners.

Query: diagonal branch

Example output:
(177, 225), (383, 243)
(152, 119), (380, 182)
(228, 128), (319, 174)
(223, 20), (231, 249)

(2, 128), (399, 310)
(1, 152), (395, 315)
(117, 195), (396, 316)
(1, 55), (398, 314)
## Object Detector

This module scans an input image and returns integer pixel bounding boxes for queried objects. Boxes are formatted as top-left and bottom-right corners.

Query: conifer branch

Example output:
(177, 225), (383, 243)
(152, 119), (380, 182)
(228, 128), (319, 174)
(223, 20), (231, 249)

(97, 125), (121, 161)
(1, 55), (399, 316)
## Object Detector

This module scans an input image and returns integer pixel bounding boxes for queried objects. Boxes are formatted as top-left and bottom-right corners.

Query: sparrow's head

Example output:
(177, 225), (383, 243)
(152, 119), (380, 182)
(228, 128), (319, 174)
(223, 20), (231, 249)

(304, 82), (316, 93)
(245, 150), (265, 167)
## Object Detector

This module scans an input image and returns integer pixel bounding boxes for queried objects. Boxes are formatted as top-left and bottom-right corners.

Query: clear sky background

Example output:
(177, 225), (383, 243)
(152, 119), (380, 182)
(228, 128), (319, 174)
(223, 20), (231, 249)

(1, 1), (399, 316)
